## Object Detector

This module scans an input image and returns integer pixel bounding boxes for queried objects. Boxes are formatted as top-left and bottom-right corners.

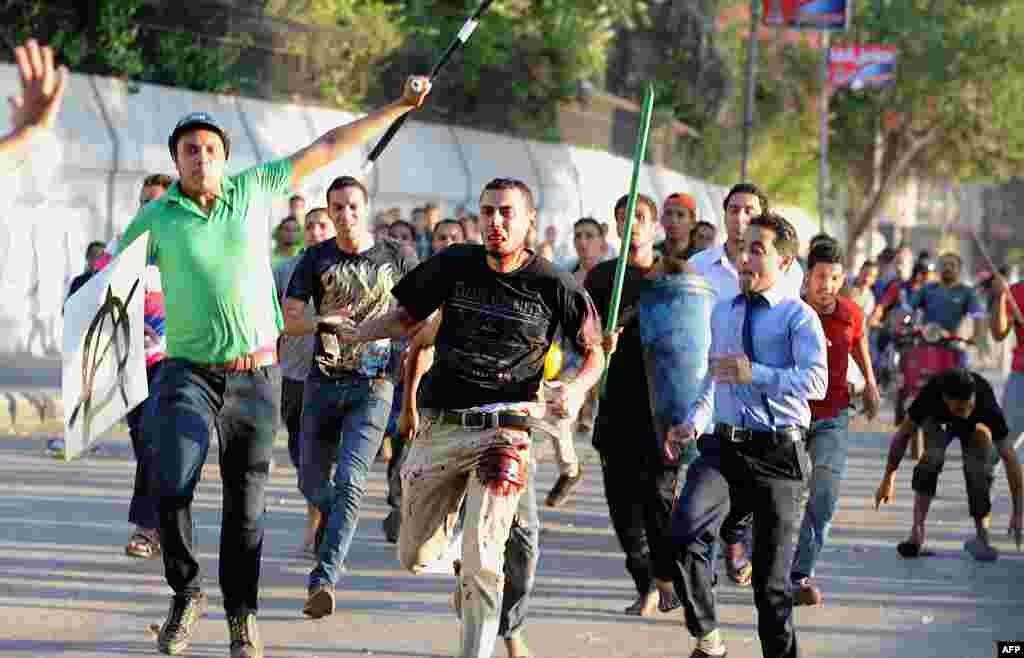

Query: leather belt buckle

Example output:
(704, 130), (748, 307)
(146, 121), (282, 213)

(453, 411), (500, 430)
(716, 423), (748, 443)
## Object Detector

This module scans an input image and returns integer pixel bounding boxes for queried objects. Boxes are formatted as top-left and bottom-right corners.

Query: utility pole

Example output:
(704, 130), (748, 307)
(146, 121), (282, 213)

(817, 31), (832, 233)
(739, 0), (762, 181)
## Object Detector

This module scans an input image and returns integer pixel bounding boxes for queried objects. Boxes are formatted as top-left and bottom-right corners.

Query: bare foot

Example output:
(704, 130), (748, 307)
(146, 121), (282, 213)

(505, 635), (533, 658)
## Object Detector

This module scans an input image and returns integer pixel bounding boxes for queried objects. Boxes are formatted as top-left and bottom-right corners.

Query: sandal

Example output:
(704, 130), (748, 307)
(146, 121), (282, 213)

(125, 530), (160, 559)
(725, 559), (752, 586)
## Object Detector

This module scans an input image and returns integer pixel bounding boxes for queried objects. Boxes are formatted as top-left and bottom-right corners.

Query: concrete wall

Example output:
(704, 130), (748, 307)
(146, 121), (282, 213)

(0, 65), (816, 358)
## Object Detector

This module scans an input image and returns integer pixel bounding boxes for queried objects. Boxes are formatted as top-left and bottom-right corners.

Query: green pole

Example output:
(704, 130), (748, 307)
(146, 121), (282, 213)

(600, 83), (656, 393)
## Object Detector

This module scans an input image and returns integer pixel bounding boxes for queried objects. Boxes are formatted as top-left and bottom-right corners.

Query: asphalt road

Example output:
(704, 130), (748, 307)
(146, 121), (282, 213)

(0, 423), (1020, 658)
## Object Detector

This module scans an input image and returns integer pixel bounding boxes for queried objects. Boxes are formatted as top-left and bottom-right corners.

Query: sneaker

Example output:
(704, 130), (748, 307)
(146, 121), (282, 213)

(302, 583), (336, 619)
(157, 592), (207, 655)
(792, 577), (823, 606)
(545, 465), (584, 507)
(227, 612), (263, 658)
(691, 629), (728, 657)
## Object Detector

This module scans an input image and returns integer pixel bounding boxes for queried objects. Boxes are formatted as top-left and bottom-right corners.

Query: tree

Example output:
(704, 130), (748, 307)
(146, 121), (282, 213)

(400, 0), (648, 139)
(829, 0), (1024, 251)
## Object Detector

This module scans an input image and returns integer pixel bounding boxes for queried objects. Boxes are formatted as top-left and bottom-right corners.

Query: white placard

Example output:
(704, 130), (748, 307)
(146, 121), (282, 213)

(61, 234), (150, 460)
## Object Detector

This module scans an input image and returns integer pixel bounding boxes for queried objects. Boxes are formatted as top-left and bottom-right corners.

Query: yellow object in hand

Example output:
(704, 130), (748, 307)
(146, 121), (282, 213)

(544, 343), (563, 381)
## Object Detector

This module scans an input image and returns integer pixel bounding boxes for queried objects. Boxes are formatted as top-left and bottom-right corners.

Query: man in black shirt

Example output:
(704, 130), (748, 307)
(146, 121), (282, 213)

(283, 176), (415, 618)
(875, 368), (1023, 560)
(585, 193), (685, 616)
(329, 178), (603, 658)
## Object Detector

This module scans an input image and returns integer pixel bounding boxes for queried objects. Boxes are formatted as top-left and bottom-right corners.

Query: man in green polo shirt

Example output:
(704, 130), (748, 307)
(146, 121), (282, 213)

(117, 76), (432, 658)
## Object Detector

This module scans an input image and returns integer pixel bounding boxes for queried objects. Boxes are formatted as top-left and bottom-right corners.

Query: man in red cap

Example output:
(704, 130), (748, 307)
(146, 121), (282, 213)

(656, 192), (700, 263)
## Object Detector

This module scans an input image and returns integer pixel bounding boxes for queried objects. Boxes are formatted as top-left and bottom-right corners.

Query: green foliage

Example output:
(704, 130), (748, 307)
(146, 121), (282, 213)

(264, 0), (405, 110)
(402, 0), (647, 135)
(144, 30), (251, 94)
(826, 0), (1024, 243)
(92, 0), (145, 78)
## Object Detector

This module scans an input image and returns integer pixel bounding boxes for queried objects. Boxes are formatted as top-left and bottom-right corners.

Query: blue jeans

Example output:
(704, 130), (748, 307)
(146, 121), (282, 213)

(500, 461), (539, 640)
(300, 374), (394, 588)
(149, 359), (280, 617)
(791, 411), (849, 580)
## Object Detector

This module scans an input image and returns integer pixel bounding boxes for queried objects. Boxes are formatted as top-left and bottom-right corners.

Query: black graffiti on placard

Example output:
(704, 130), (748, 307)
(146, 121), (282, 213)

(67, 278), (140, 449)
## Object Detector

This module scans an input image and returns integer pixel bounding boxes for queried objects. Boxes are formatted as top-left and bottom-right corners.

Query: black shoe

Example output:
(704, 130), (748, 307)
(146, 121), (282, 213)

(157, 592), (207, 655)
(382, 509), (400, 544)
(303, 583), (336, 619)
(545, 465), (584, 507)
(227, 612), (263, 658)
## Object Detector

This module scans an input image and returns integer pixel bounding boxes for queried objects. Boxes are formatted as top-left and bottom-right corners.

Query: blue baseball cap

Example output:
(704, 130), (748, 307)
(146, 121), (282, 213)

(168, 112), (231, 160)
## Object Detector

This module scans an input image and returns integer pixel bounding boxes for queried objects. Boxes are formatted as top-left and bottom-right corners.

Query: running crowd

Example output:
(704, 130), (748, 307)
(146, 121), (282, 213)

(5, 39), (1024, 658)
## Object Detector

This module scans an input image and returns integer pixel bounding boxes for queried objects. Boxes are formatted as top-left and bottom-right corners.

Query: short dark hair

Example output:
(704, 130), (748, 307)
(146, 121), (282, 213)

(277, 215), (299, 230)
(693, 220), (716, 233)
(85, 241), (106, 257)
(749, 212), (799, 258)
(326, 176), (369, 204)
(390, 219), (418, 240)
(861, 259), (878, 269)
(289, 194), (305, 204)
(938, 368), (976, 401)
(723, 182), (769, 214)
(142, 174), (173, 190)
(482, 178), (536, 211)
(614, 193), (658, 219)
(423, 202), (439, 211)
(433, 219), (465, 240)
(807, 240), (845, 272)
(809, 233), (836, 249)
(573, 217), (602, 233)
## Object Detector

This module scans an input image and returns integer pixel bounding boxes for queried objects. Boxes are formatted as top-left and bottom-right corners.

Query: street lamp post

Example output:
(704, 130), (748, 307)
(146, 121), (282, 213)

(740, 0), (762, 181)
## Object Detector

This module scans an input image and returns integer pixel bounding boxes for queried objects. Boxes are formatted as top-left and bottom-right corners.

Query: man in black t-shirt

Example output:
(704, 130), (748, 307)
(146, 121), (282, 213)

(328, 178), (603, 658)
(586, 193), (687, 617)
(875, 368), (1023, 560)
(283, 176), (415, 619)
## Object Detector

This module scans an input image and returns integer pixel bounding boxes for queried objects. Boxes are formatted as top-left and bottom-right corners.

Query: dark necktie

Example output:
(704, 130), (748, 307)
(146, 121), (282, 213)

(742, 293), (765, 360)
(741, 293), (775, 428)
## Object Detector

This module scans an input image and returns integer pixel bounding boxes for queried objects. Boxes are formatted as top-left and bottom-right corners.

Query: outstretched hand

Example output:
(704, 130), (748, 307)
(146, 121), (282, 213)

(9, 39), (67, 134)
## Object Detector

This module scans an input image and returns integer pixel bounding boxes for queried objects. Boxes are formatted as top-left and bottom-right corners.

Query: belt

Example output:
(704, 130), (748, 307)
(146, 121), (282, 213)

(200, 348), (278, 372)
(433, 409), (538, 432)
(714, 423), (804, 444)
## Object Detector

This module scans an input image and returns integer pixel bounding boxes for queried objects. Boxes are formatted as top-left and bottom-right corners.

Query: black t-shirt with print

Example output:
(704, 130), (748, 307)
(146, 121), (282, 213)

(287, 237), (414, 380)
(584, 259), (656, 443)
(907, 371), (1009, 444)
(392, 244), (601, 410)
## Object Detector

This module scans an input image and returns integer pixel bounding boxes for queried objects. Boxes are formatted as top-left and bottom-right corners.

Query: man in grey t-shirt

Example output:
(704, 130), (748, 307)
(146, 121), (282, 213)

(273, 207), (336, 555)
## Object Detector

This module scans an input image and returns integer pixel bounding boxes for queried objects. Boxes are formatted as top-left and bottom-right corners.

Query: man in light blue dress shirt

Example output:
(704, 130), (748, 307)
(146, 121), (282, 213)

(664, 213), (827, 658)
(690, 183), (803, 585)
